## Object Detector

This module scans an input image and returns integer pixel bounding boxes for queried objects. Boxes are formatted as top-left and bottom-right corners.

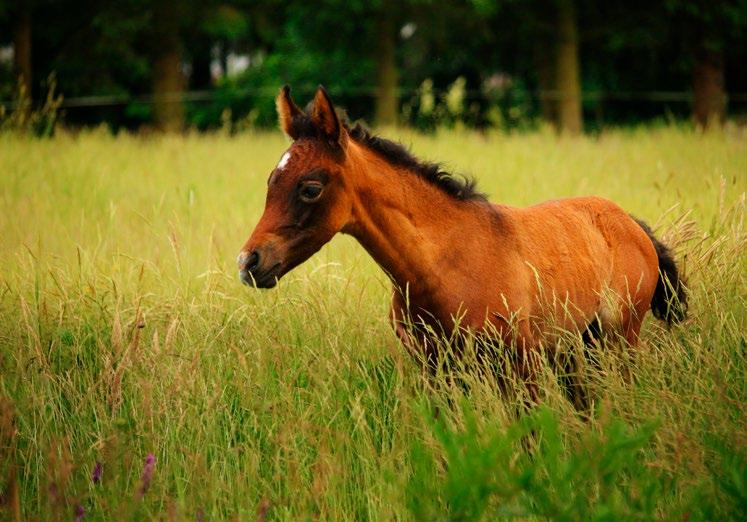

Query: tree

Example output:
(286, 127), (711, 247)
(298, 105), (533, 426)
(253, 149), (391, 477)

(691, 40), (725, 128)
(2, 0), (746, 130)
(266, 0), (407, 127)
(374, 0), (399, 125)
(476, 0), (583, 133)
(151, 0), (184, 131)
(668, 1), (739, 128)
(12, 1), (32, 99)
(553, 0), (582, 134)
(663, 0), (747, 128)
(188, 2), (254, 91)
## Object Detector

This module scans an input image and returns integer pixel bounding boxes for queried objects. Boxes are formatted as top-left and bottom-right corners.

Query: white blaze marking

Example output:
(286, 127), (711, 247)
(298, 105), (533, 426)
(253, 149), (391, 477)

(277, 151), (291, 171)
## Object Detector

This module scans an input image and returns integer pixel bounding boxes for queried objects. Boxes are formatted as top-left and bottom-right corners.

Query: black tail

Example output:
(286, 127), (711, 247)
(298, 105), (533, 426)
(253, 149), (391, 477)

(633, 218), (688, 325)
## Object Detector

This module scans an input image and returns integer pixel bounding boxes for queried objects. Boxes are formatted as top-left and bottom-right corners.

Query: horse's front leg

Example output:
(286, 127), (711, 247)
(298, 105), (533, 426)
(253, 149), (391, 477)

(389, 291), (439, 372)
(512, 349), (540, 408)
(390, 292), (416, 352)
(490, 314), (540, 408)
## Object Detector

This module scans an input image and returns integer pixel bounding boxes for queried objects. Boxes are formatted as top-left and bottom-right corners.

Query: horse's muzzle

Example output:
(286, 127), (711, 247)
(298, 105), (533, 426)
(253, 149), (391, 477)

(237, 248), (280, 288)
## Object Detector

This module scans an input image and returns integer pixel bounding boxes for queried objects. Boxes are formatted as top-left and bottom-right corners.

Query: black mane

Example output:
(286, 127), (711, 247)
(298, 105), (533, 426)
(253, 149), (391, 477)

(348, 123), (487, 202)
(289, 110), (487, 202)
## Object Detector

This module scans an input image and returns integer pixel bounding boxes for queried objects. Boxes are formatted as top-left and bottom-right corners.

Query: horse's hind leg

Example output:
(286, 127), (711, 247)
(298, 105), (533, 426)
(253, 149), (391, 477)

(582, 316), (603, 351)
(622, 312), (644, 347)
(581, 316), (605, 375)
(556, 346), (589, 412)
(618, 312), (645, 383)
(556, 318), (602, 412)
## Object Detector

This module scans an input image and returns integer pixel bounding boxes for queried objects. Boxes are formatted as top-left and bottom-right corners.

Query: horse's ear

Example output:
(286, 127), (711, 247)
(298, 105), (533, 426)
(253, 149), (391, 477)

(276, 85), (303, 139)
(311, 85), (343, 143)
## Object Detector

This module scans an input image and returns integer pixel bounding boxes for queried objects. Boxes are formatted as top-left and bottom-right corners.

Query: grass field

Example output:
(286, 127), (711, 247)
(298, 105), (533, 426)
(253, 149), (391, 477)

(0, 126), (745, 520)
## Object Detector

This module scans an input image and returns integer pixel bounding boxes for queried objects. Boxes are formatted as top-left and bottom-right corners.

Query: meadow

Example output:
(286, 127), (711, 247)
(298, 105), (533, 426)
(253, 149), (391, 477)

(0, 125), (745, 520)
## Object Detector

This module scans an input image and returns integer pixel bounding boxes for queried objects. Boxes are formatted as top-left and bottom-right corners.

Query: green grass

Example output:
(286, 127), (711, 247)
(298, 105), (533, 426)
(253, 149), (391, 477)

(0, 126), (745, 520)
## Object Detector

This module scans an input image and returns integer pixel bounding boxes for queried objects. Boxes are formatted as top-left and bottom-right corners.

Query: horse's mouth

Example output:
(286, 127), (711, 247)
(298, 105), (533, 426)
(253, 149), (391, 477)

(240, 263), (282, 289)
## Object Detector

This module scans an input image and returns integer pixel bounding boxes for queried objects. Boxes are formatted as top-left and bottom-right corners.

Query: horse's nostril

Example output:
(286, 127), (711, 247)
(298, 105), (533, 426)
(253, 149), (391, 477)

(246, 251), (260, 272)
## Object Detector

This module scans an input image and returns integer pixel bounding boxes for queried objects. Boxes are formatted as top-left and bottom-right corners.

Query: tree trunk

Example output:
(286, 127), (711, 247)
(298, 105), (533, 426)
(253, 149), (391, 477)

(692, 47), (725, 129)
(374, 4), (398, 127)
(13, 5), (33, 100)
(152, 0), (184, 132)
(534, 32), (557, 125)
(554, 0), (582, 134)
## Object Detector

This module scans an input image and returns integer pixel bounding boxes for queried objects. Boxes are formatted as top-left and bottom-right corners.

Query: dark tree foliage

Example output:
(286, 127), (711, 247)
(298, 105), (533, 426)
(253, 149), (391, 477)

(0, 0), (745, 130)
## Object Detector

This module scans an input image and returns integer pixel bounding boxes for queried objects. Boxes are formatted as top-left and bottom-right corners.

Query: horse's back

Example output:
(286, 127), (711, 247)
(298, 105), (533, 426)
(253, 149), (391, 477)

(516, 196), (656, 265)
(497, 196), (659, 335)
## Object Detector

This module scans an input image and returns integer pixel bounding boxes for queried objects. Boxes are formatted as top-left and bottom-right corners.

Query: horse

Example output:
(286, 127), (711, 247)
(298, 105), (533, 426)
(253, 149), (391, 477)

(237, 85), (687, 406)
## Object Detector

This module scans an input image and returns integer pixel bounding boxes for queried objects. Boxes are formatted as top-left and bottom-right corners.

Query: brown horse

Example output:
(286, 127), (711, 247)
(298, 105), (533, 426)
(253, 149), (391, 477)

(237, 86), (687, 402)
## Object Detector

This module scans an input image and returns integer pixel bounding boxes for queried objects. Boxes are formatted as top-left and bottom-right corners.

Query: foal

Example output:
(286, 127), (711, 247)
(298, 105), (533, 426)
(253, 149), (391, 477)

(237, 86), (687, 403)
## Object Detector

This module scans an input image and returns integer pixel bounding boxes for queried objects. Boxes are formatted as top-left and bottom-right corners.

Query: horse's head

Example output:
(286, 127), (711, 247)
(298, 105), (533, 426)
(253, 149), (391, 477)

(237, 86), (354, 288)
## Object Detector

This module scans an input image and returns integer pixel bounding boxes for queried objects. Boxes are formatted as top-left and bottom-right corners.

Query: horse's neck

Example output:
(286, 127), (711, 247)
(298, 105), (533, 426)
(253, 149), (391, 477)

(342, 143), (491, 298)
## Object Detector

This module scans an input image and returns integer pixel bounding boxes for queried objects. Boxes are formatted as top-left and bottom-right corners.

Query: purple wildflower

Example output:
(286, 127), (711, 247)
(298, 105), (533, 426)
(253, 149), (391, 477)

(74, 504), (85, 521)
(138, 453), (156, 499)
(92, 462), (102, 484)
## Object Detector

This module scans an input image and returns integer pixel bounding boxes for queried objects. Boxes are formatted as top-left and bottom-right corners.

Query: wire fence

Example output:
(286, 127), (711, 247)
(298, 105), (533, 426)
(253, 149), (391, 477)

(2, 88), (747, 109)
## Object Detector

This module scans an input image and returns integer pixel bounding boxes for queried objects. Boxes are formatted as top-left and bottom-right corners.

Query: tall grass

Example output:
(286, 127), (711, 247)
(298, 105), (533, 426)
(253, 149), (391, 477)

(0, 126), (745, 520)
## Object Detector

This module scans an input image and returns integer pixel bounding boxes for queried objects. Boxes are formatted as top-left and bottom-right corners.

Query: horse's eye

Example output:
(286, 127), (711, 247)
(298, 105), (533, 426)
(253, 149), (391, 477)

(299, 182), (323, 202)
